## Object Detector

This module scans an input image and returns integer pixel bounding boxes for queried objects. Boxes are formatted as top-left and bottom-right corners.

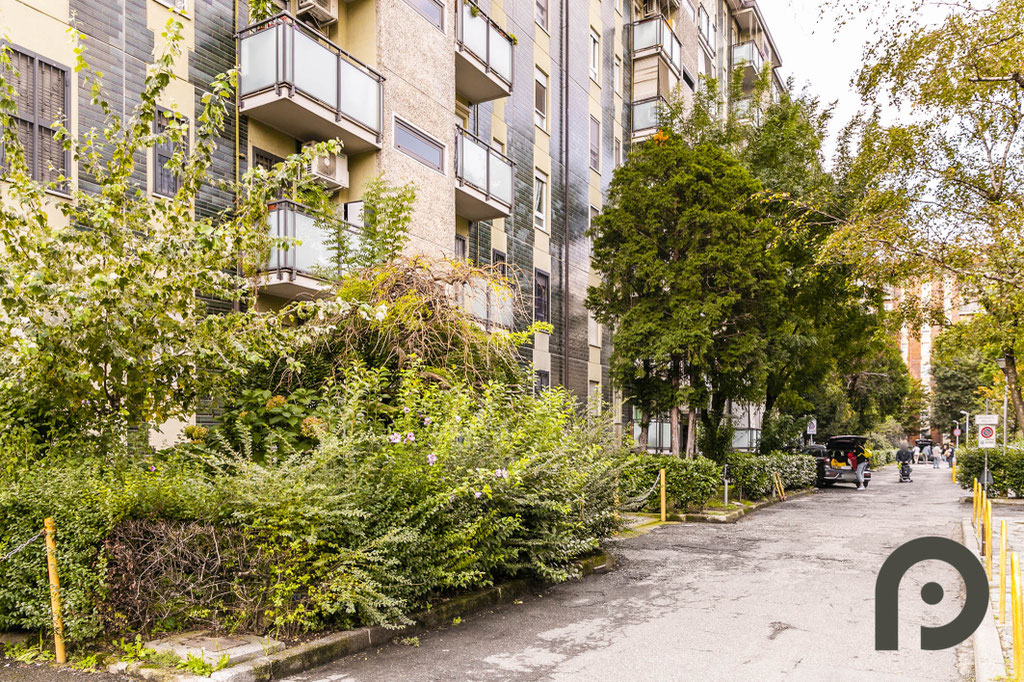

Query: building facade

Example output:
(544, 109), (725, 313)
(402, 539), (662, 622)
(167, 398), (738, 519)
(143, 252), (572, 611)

(0, 0), (783, 446)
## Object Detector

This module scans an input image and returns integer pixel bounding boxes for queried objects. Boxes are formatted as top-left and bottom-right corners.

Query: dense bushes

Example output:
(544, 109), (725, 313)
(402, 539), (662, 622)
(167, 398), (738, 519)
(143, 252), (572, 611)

(726, 452), (816, 499)
(955, 445), (1024, 496)
(0, 366), (621, 643)
(618, 455), (721, 512)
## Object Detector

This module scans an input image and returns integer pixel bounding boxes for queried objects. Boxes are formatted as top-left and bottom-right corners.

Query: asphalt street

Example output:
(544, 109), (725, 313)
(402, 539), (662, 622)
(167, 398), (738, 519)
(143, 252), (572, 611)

(282, 464), (973, 682)
(0, 464), (974, 682)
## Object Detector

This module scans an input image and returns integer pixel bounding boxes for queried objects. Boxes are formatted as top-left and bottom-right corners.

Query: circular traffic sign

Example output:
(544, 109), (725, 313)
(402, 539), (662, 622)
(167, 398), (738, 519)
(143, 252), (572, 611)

(954, 428), (962, 436)
(980, 426), (996, 439)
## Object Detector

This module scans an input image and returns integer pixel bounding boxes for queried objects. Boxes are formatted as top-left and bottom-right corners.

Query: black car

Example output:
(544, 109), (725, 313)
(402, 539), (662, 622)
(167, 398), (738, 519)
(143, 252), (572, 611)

(812, 435), (872, 488)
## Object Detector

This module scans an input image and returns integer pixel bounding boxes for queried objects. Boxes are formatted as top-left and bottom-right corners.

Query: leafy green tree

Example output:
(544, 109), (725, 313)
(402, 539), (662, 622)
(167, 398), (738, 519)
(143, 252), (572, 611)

(821, 0), (1024, 433)
(587, 130), (781, 459)
(0, 21), (341, 444)
(930, 322), (999, 433)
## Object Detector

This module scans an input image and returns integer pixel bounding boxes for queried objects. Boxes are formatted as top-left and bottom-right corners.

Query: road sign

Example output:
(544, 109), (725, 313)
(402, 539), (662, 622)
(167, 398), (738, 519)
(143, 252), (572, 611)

(979, 425), (997, 449)
(976, 414), (999, 426)
(953, 428), (962, 437)
(806, 418), (817, 436)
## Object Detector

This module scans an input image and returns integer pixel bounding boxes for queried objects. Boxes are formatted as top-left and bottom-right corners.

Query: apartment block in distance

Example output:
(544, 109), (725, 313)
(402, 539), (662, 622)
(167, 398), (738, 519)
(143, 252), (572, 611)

(0, 0), (781, 449)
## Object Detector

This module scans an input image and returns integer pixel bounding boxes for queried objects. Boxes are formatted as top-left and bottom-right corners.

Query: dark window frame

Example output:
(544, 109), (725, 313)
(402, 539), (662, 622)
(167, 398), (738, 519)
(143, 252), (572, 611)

(535, 369), (550, 395)
(394, 117), (445, 172)
(153, 106), (189, 198)
(0, 43), (71, 192)
(534, 269), (550, 323)
(402, 0), (444, 31)
(492, 249), (508, 278)
(590, 115), (601, 171)
(455, 234), (468, 260)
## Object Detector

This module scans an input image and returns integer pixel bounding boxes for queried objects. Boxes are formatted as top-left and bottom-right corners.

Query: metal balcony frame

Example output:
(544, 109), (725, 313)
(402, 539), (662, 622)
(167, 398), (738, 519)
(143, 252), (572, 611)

(454, 126), (514, 211)
(455, 0), (515, 91)
(265, 198), (359, 282)
(629, 16), (683, 78)
(236, 12), (385, 143)
(630, 95), (668, 135)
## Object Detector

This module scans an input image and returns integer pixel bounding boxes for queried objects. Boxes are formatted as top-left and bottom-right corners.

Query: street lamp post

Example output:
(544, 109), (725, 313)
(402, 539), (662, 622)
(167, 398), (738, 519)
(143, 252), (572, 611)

(961, 410), (971, 445)
(954, 420), (960, 449)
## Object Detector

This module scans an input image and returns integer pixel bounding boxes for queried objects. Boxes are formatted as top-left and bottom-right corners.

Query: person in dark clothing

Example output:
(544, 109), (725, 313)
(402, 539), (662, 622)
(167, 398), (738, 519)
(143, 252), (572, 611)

(896, 443), (914, 482)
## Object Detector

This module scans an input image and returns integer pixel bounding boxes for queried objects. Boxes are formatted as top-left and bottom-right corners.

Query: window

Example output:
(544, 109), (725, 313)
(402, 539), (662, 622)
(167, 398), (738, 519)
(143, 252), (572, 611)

(589, 380), (602, 414)
(614, 55), (623, 95)
(402, 0), (444, 30)
(698, 6), (710, 43)
(492, 249), (508, 278)
(455, 234), (468, 260)
(155, 0), (189, 13)
(534, 68), (548, 129)
(534, 171), (548, 231)
(534, 269), (550, 323)
(154, 107), (188, 197)
(535, 369), (550, 395)
(588, 311), (602, 347)
(614, 138), (622, 168)
(252, 148), (285, 198)
(683, 0), (696, 21)
(536, 0), (548, 30)
(394, 118), (444, 172)
(589, 29), (600, 81)
(590, 116), (600, 171)
(0, 47), (69, 188)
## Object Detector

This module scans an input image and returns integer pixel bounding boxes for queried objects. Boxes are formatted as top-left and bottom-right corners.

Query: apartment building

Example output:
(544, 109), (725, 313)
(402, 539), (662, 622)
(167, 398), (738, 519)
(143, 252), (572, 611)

(0, 0), (781, 445)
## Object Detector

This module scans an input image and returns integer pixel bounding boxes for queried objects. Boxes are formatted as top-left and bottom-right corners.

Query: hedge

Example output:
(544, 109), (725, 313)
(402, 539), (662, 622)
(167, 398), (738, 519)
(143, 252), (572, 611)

(955, 446), (1024, 496)
(618, 454), (721, 512)
(726, 452), (816, 500)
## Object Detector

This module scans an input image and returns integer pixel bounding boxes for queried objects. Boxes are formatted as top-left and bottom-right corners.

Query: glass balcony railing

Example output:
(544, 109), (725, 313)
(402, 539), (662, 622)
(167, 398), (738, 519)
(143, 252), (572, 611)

(632, 16), (682, 76)
(457, 0), (514, 88)
(731, 41), (765, 73)
(238, 13), (383, 138)
(632, 96), (666, 134)
(455, 127), (513, 210)
(265, 200), (360, 279)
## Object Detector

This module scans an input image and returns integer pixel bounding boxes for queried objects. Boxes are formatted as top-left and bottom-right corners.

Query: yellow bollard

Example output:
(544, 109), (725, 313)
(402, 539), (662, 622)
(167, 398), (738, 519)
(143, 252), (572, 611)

(43, 518), (66, 665)
(1001, 520), (1008, 624)
(973, 479), (979, 528)
(1014, 552), (1023, 680)
(659, 468), (666, 523)
(985, 500), (993, 578)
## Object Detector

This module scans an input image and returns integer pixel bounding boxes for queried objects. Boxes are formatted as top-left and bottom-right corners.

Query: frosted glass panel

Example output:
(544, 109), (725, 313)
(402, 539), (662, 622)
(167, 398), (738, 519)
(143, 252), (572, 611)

(462, 4), (487, 58)
(489, 153), (512, 205)
(634, 21), (657, 50)
(633, 100), (660, 131)
(240, 27), (280, 95)
(293, 32), (337, 107)
(489, 26), (512, 83)
(461, 137), (488, 190)
(293, 212), (331, 273)
(340, 61), (380, 133)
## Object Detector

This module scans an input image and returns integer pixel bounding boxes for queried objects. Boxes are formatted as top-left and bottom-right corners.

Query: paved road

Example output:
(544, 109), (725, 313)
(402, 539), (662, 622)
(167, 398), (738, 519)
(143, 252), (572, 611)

(283, 465), (973, 682)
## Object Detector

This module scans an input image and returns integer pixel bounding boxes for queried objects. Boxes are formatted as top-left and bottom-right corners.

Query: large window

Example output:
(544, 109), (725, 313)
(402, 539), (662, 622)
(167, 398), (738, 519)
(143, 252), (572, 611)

(534, 68), (548, 129)
(394, 118), (444, 172)
(402, 0), (444, 30)
(589, 29), (600, 81)
(534, 269), (550, 323)
(0, 46), (69, 188)
(534, 170), (548, 231)
(536, 0), (548, 31)
(614, 55), (623, 95)
(154, 108), (189, 197)
(590, 116), (600, 171)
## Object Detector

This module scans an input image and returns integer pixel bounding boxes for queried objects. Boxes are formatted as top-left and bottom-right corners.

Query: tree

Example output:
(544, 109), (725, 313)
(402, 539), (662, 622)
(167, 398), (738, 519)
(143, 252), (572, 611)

(0, 21), (347, 444)
(930, 323), (999, 436)
(820, 0), (1024, 433)
(587, 130), (781, 460)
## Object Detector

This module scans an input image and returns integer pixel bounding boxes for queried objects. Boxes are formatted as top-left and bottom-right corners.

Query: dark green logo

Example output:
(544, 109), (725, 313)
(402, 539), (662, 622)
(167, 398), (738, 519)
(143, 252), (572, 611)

(875, 536), (988, 650)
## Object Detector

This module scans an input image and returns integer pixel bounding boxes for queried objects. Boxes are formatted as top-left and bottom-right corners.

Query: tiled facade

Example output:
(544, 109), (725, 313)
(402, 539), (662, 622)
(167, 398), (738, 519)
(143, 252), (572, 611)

(0, 0), (784, 446)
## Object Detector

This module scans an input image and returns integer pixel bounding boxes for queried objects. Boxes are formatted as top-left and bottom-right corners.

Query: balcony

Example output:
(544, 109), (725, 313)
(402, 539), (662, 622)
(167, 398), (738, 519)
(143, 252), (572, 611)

(260, 199), (360, 299)
(631, 96), (666, 141)
(632, 16), (682, 76)
(238, 13), (383, 154)
(732, 41), (765, 90)
(455, 0), (514, 103)
(455, 127), (513, 221)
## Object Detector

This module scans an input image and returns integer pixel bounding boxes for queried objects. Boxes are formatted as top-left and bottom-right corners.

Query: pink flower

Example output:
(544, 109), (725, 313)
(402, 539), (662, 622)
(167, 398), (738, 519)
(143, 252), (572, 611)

(494, 468), (508, 479)
(388, 433), (402, 444)
(427, 453), (437, 465)
(423, 417), (433, 426)
(405, 432), (416, 443)
(474, 491), (482, 499)
(403, 406), (411, 413)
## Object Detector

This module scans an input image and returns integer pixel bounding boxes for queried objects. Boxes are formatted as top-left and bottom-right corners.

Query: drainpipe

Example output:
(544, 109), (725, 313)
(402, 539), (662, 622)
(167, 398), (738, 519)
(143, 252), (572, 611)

(561, 0), (570, 392)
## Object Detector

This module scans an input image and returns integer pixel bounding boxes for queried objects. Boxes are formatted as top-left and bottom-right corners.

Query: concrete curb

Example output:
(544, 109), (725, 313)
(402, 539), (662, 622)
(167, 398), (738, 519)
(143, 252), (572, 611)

(961, 518), (1008, 682)
(634, 487), (817, 524)
(121, 549), (616, 682)
(960, 496), (1024, 506)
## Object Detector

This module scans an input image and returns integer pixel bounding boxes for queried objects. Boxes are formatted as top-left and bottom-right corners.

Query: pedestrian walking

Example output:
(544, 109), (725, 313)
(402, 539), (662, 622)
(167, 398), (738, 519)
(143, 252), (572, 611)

(912, 443), (922, 464)
(932, 444), (941, 469)
(947, 445), (955, 468)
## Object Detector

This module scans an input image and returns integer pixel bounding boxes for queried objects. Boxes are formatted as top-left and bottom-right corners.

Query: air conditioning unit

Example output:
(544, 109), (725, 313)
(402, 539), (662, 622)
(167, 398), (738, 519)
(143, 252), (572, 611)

(297, 0), (338, 25)
(304, 143), (348, 191)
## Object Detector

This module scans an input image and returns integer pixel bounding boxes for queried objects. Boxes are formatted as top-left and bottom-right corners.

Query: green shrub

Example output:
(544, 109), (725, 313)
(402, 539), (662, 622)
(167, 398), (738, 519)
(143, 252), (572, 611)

(726, 451), (816, 499)
(618, 454), (721, 512)
(955, 445), (1024, 496)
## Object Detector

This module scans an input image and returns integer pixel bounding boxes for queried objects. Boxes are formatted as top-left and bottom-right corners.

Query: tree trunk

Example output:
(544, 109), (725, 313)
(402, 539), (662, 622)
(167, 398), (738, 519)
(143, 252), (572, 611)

(638, 409), (651, 450)
(686, 406), (698, 457)
(1002, 350), (1024, 435)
